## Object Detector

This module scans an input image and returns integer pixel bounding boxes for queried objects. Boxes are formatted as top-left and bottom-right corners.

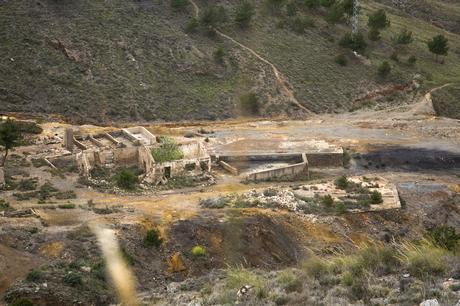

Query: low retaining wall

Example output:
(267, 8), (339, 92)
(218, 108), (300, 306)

(246, 153), (308, 181)
(217, 152), (342, 168)
(219, 161), (239, 175)
(306, 152), (343, 168)
(219, 153), (303, 163)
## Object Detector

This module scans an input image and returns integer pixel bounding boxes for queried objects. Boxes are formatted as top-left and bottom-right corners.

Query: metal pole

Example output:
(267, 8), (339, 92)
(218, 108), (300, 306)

(352, 0), (359, 34)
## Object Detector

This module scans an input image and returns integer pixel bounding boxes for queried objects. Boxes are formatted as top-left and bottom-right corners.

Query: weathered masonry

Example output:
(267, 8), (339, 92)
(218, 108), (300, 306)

(56, 126), (211, 184)
(215, 145), (343, 181)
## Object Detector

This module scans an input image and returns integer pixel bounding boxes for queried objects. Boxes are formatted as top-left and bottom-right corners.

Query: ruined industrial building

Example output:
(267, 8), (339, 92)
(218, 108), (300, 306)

(39, 126), (212, 185)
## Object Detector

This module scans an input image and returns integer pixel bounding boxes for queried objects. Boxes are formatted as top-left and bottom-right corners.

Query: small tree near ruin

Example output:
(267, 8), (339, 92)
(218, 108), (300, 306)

(0, 119), (22, 167)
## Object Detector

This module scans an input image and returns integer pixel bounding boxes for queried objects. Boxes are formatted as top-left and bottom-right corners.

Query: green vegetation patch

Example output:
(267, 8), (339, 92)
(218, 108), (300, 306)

(151, 137), (184, 163)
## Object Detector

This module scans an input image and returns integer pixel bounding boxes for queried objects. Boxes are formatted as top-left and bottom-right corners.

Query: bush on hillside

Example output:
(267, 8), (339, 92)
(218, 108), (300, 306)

(115, 168), (138, 190)
(144, 228), (163, 248)
(305, 0), (320, 8)
(377, 61), (391, 78)
(407, 55), (417, 65)
(200, 5), (227, 27)
(171, 0), (187, 12)
(368, 28), (381, 41)
(335, 175), (348, 189)
(213, 47), (226, 64)
(191, 245), (206, 256)
(393, 28), (413, 45)
(235, 0), (255, 28)
(185, 17), (199, 33)
(240, 92), (260, 115)
(289, 16), (314, 33)
(334, 54), (347, 66)
(425, 226), (460, 251)
(339, 32), (367, 52)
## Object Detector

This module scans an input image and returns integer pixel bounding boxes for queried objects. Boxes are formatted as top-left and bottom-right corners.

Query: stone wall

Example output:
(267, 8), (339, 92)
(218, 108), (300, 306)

(246, 153), (308, 181)
(305, 152), (343, 167)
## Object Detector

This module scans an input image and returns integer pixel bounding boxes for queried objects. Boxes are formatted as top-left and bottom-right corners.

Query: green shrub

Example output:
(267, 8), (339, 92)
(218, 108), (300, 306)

(335, 175), (348, 189)
(321, 194), (334, 208)
(226, 267), (264, 289)
(377, 61), (391, 78)
(390, 51), (399, 62)
(289, 16), (314, 33)
(39, 182), (58, 200)
(277, 270), (302, 292)
(171, 0), (187, 11)
(326, 2), (345, 24)
(115, 168), (138, 190)
(63, 272), (83, 286)
(18, 178), (38, 191)
(55, 190), (77, 200)
(240, 92), (260, 115)
(427, 34), (449, 62)
(265, 0), (286, 13)
(11, 298), (34, 306)
(320, 0), (335, 7)
(26, 269), (43, 282)
(200, 5), (227, 27)
(12, 121), (42, 135)
(58, 203), (76, 209)
(367, 9), (390, 32)
(398, 240), (448, 279)
(407, 55), (417, 66)
(191, 245), (206, 257)
(305, 0), (320, 8)
(89, 166), (111, 179)
(424, 226), (460, 251)
(335, 201), (347, 214)
(370, 190), (383, 204)
(393, 28), (413, 45)
(339, 32), (367, 52)
(235, 0), (255, 28)
(334, 54), (347, 66)
(285, 1), (297, 16)
(213, 47), (226, 64)
(302, 257), (329, 279)
(144, 228), (163, 248)
(185, 17), (199, 33)
(368, 28), (381, 41)
(151, 137), (184, 163)
(0, 199), (10, 211)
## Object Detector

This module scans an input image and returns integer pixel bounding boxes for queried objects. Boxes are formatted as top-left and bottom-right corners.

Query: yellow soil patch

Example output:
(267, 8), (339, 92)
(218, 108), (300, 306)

(449, 184), (460, 193)
(39, 241), (64, 258)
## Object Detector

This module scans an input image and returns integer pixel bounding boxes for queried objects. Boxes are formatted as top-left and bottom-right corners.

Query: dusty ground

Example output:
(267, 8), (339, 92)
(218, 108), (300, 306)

(1, 105), (459, 305)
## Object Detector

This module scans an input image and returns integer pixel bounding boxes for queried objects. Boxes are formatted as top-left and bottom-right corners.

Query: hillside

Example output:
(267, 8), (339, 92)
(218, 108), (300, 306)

(0, 0), (459, 123)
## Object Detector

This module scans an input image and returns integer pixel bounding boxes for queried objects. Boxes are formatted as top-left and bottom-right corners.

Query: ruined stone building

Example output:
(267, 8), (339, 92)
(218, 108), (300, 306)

(59, 126), (211, 183)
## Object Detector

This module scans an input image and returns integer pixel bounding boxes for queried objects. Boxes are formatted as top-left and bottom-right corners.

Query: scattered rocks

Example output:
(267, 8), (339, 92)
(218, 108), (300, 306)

(420, 299), (440, 306)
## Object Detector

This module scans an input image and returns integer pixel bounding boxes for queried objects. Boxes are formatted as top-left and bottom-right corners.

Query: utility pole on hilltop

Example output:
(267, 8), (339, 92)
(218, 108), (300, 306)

(352, 0), (359, 34)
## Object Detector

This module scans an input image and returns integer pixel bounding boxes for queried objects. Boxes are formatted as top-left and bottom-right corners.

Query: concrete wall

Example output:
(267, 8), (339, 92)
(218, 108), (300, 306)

(219, 152), (342, 168)
(113, 147), (139, 166)
(305, 152), (343, 168)
(246, 153), (308, 181)
(219, 161), (238, 175)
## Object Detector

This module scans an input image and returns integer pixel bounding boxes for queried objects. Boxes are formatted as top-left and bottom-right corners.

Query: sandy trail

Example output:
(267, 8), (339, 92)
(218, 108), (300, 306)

(187, 0), (313, 115)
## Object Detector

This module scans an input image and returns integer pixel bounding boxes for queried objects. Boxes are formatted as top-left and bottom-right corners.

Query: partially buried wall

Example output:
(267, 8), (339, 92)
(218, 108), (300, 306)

(245, 153), (308, 181)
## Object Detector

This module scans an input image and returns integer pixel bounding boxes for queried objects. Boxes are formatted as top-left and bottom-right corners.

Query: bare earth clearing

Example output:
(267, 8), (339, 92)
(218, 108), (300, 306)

(1, 105), (459, 305)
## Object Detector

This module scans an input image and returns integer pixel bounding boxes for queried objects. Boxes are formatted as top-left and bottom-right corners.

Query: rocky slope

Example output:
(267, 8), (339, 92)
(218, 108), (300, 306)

(0, 0), (459, 122)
